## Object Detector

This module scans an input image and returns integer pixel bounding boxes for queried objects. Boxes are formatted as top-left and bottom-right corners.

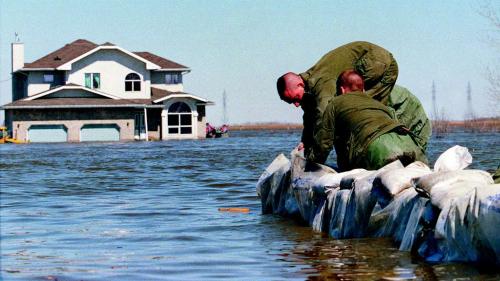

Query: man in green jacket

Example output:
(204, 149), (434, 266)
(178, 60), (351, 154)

(277, 41), (431, 156)
(308, 70), (427, 171)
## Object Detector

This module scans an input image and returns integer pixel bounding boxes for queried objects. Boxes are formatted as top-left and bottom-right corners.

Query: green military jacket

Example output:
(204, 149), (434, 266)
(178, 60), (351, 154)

(299, 41), (398, 158)
(308, 92), (402, 171)
(387, 85), (432, 150)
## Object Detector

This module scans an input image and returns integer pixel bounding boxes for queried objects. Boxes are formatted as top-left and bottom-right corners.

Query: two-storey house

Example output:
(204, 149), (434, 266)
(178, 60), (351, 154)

(2, 39), (213, 142)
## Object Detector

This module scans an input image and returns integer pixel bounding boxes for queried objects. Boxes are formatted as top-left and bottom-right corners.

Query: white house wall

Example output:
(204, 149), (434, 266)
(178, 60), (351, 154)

(151, 72), (184, 92)
(27, 72), (51, 96)
(67, 49), (151, 99)
(48, 89), (104, 98)
(161, 98), (199, 140)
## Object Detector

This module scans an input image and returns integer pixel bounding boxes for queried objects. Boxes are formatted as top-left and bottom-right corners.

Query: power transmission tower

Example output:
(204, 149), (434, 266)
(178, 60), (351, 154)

(222, 90), (228, 125)
(432, 81), (438, 120)
(465, 82), (474, 120)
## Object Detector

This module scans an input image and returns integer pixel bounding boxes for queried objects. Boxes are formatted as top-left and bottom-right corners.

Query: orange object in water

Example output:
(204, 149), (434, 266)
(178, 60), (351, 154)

(218, 207), (250, 213)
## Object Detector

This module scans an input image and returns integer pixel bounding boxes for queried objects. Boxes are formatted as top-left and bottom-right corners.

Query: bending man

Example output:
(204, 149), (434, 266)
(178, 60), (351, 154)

(276, 41), (430, 157)
(308, 70), (427, 171)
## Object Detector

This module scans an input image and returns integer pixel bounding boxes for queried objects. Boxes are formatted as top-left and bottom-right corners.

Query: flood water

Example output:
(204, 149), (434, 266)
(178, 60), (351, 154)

(1, 130), (499, 280)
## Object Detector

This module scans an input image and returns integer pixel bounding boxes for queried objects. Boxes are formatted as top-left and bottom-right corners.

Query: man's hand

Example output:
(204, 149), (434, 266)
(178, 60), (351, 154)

(297, 142), (304, 151)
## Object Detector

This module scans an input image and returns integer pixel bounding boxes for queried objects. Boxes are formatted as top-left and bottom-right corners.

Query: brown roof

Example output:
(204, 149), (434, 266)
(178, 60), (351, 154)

(22, 39), (188, 70)
(24, 39), (98, 69)
(134, 52), (188, 69)
(151, 87), (176, 100)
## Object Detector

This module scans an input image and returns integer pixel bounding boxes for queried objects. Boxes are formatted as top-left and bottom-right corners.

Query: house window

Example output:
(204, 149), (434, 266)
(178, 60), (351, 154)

(125, 73), (141, 92)
(165, 72), (182, 84)
(167, 102), (192, 135)
(43, 74), (54, 83)
(85, 73), (100, 89)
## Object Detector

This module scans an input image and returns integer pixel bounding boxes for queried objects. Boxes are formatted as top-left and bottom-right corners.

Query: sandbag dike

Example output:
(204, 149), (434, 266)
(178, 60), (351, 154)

(256, 148), (500, 264)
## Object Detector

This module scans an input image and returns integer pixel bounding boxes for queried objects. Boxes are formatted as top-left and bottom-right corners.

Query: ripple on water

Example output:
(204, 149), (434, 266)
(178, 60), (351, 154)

(1, 131), (499, 281)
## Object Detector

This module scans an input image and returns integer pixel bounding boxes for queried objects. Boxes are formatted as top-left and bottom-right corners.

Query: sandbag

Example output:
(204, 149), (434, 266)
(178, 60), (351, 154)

(432, 184), (500, 263)
(413, 170), (494, 198)
(372, 161), (432, 208)
(256, 153), (291, 214)
(399, 197), (429, 251)
(430, 181), (489, 210)
(327, 188), (351, 239)
(291, 152), (336, 225)
(368, 188), (421, 245)
(341, 160), (404, 238)
(433, 145), (472, 172)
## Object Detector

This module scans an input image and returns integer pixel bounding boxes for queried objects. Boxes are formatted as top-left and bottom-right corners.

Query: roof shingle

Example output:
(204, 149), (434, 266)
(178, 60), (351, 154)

(134, 52), (188, 69)
(22, 39), (188, 70)
(23, 39), (98, 69)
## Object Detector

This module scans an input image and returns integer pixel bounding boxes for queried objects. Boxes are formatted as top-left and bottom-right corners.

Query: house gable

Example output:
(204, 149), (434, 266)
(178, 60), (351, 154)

(66, 49), (152, 99)
(151, 87), (214, 105)
(58, 45), (160, 71)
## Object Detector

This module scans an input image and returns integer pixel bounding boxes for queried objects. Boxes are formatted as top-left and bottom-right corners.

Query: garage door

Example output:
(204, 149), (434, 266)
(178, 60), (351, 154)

(28, 125), (68, 143)
(80, 124), (120, 142)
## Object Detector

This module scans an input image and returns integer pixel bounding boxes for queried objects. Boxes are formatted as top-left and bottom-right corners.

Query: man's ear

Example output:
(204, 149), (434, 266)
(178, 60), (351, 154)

(340, 86), (347, 95)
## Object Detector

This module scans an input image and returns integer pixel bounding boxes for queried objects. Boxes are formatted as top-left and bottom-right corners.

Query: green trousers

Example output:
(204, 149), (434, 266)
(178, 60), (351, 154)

(493, 166), (500, 184)
(362, 131), (428, 170)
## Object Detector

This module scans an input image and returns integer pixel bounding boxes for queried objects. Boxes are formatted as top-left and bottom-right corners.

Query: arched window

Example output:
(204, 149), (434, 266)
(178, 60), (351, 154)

(167, 102), (192, 135)
(125, 73), (141, 92)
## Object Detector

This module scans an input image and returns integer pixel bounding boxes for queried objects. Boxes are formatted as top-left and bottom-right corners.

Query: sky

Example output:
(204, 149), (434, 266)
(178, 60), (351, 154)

(1, 0), (499, 125)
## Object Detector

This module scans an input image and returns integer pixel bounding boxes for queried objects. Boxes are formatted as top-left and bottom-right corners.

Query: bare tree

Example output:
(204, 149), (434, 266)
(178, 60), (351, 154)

(478, 0), (500, 113)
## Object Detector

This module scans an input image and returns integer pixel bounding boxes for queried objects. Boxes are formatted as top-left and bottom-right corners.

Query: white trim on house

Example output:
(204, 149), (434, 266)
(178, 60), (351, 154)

(57, 45), (161, 71)
(153, 93), (212, 104)
(161, 99), (199, 140)
(153, 69), (191, 72)
(24, 85), (122, 101)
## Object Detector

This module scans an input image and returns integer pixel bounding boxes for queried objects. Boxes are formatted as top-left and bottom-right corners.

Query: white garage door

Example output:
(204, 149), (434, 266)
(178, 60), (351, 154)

(80, 124), (120, 142)
(28, 125), (68, 143)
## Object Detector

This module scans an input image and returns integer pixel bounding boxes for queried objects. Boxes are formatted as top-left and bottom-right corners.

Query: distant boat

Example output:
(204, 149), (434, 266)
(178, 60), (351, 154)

(206, 123), (229, 138)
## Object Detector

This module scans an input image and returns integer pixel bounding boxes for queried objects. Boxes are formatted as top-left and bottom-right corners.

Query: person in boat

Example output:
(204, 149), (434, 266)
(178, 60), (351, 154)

(308, 70), (427, 171)
(220, 124), (229, 134)
(206, 123), (216, 138)
(276, 41), (431, 159)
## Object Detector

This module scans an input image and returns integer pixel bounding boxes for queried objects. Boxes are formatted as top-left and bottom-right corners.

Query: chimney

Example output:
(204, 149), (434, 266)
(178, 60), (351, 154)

(11, 42), (24, 72)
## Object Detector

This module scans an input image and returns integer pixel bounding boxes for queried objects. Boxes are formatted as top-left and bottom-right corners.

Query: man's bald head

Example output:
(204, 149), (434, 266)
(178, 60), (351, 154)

(277, 72), (305, 107)
(338, 70), (365, 94)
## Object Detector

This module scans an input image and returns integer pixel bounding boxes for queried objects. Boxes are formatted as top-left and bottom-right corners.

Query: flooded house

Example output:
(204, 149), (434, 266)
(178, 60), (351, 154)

(2, 39), (213, 142)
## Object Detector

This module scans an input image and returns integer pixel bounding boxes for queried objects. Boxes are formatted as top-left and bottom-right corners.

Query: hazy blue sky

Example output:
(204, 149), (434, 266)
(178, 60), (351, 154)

(1, 0), (499, 125)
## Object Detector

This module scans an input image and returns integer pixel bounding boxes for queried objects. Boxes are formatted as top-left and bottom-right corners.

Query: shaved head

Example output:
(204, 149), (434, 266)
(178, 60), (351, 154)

(338, 69), (365, 94)
(277, 72), (305, 107)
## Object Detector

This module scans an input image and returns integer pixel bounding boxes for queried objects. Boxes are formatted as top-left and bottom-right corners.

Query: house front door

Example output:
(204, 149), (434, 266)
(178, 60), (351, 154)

(134, 113), (146, 140)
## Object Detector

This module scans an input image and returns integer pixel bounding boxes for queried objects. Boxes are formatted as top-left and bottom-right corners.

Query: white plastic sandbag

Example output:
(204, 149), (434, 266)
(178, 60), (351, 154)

(256, 153), (291, 214)
(290, 151), (336, 224)
(433, 145), (472, 172)
(433, 184), (500, 263)
(372, 161), (432, 208)
(341, 160), (404, 238)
